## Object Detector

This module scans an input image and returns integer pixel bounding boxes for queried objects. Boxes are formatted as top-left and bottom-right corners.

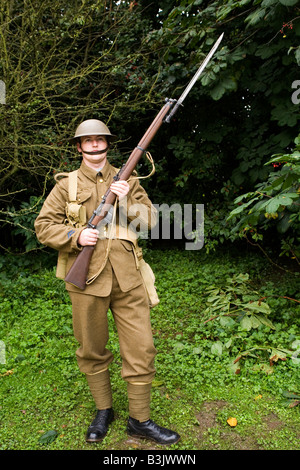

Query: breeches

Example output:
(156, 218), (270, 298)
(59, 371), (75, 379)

(69, 265), (157, 383)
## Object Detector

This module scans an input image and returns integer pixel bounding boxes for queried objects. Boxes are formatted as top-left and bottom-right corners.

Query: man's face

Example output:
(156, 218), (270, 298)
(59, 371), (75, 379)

(77, 135), (108, 169)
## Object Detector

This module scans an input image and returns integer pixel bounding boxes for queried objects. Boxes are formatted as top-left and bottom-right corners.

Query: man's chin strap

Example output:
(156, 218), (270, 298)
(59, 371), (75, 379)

(79, 143), (110, 155)
(80, 146), (110, 155)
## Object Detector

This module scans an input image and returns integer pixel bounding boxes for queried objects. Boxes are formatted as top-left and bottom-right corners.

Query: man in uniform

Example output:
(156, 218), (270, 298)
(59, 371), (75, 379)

(35, 119), (180, 445)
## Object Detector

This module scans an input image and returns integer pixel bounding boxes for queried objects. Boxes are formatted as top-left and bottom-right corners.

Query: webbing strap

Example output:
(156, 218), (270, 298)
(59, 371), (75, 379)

(54, 170), (78, 202)
(68, 170), (78, 202)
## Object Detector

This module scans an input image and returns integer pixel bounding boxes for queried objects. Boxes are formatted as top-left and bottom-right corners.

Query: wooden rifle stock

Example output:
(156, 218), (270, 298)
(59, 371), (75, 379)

(64, 99), (175, 290)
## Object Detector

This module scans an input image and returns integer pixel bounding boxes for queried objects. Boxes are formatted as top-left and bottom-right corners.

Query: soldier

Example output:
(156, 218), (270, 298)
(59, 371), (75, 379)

(35, 119), (180, 445)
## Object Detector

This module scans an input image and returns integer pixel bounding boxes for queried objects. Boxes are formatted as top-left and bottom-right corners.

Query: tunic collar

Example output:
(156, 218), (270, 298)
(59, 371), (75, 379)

(98, 160), (112, 182)
(80, 160), (113, 183)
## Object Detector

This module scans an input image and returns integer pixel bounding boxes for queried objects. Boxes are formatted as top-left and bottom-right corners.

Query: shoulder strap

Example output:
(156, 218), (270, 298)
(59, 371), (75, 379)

(54, 172), (69, 182)
(53, 170), (78, 202)
(68, 170), (78, 202)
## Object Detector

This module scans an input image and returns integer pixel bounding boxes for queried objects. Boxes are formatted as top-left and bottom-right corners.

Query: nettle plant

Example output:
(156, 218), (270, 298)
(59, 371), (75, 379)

(203, 273), (293, 374)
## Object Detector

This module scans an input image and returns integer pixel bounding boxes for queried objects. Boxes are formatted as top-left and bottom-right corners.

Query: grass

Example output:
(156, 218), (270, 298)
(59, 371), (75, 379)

(0, 247), (299, 451)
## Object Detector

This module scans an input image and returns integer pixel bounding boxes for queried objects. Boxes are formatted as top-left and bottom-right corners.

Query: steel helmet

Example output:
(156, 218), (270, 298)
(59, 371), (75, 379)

(70, 119), (117, 144)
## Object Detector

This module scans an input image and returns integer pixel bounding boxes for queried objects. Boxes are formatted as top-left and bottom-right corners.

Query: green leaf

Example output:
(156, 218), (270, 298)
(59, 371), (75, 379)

(250, 315), (261, 329)
(220, 316), (236, 328)
(279, 0), (298, 6)
(246, 301), (270, 314)
(265, 198), (281, 213)
(277, 213), (293, 234)
(227, 197), (259, 220)
(253, 363), (274, 375)
(282, 391), (300, 400)
(265, 194), (296, 213)
(240, 315), (252, 331)
(192, 347), (202, 355)
(295, 47), (300, 66)
(270, 348), (289, 361)
(266, 152), (300, 165)
(38, 430), (58, 444)
(210, 82), (226, 101)
(253, 314), (276, 329)
(152, 380), (164, 387)
(173, 341), (185, 351)
(234, 192), (255, 204)
(201, 70), (216, 87)
(245, 8), (266, 26)
(211, 341), (223, 356)
(210, 77), (237, 101)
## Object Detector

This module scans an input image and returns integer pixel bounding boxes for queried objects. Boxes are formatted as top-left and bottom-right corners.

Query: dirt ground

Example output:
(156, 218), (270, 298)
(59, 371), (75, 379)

(120, 399), (298, 451)
(194, 400), (291, 450)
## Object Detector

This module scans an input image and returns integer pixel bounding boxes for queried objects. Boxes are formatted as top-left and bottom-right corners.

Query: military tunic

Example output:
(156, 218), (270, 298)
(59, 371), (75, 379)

(35, 160), (157, 382)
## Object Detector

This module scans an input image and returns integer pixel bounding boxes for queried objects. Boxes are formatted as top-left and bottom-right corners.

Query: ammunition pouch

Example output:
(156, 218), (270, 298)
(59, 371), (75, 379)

(65, 202), (86, 228)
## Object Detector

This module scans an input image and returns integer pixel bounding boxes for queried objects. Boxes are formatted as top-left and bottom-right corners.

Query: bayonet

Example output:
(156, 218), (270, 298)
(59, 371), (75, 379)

(165, 32), (224, 123)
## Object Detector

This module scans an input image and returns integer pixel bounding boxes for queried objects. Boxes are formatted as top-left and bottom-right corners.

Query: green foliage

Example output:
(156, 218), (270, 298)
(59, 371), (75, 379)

(4, 196), (45, 252)
(38, 430), (58, 445)
(204, 273), (275, 331)
(202, 272), (298, 375)
(228, 133), (300, 262)
(1, 0), (300, 257)
(0, 249), (299, 450)
(282, 390), (300, 408)
(0, 0), (160, 218)
(147, 249), (299, 383)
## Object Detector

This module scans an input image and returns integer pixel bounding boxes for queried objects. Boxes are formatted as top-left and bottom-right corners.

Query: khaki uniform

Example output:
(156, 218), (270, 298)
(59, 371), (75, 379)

(35, 160), (158, 418)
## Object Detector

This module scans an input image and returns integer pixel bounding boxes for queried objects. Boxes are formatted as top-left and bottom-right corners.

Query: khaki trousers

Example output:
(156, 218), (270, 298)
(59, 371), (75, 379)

(69, 262), (157, 383)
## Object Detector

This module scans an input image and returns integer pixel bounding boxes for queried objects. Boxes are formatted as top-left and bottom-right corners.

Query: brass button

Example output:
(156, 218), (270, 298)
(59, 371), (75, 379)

(99, 178), (103, 183)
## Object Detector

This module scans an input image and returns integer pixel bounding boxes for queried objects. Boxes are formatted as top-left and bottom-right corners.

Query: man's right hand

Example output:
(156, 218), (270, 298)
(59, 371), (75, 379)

(78, 228), (99, 246)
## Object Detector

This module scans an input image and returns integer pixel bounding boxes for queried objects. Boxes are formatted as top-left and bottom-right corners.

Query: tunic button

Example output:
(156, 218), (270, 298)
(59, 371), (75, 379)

(99, 178), (103, 183)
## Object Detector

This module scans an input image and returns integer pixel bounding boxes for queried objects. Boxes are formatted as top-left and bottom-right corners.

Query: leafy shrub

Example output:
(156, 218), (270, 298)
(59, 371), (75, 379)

(228, 134), (300, 263)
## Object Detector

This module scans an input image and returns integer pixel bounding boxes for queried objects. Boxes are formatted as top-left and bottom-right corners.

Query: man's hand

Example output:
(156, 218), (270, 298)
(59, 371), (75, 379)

(110, 180), (130, 200)
(78, 228), (99, 246)
(77, 181), (129, 247)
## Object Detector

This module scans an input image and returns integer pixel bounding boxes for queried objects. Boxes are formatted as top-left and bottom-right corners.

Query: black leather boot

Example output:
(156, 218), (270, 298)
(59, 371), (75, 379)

(127, 417), (180, 445)
(86, 408), (114, 442)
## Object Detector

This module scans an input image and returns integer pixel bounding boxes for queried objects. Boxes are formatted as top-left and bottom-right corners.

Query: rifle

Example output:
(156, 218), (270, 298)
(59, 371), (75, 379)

(64, 33), (224, 290)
